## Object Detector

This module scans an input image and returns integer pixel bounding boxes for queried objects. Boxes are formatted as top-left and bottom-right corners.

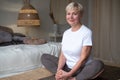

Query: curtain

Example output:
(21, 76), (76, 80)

(91, 0), (120, 67)
(50, 0), (74, 24)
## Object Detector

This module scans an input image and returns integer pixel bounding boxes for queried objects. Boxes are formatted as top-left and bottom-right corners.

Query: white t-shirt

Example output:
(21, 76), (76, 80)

(61, 25), (92, 68)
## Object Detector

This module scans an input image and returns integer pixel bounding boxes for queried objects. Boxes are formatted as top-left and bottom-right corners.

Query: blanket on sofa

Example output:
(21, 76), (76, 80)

(0, 42), (61, 78)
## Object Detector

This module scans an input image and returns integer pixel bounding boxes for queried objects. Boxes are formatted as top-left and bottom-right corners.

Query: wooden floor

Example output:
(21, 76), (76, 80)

(0, 68), (53, 80)
(92, 65), (120, 80)
(0, 65), (120, 80)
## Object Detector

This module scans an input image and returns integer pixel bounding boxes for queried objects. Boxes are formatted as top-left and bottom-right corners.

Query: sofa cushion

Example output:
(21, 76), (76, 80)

(0, 30), (12, 43)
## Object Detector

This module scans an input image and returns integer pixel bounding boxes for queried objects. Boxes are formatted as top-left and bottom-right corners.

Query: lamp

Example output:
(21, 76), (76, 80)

(17, 0), (40, 27)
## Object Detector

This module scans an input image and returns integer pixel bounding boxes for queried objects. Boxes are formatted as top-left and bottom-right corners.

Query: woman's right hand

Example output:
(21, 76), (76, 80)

(55, 70), (64, 80)
(55, 69), (72, 80)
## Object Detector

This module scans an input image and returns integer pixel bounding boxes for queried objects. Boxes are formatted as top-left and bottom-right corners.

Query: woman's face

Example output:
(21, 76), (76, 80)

(66, 9), (81, 26)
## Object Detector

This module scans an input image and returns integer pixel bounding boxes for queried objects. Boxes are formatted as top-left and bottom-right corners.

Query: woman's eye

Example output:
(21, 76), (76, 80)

(73, 13), (78, 15)
(67, 13), (70, 15)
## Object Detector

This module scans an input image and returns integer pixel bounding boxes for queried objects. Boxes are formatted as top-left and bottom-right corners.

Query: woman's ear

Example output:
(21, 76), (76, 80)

(79, 13), (83, 19)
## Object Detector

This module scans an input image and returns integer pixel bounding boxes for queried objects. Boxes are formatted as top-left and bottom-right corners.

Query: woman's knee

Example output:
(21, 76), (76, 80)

(75, 60), (104, 80)
(93, 60), (104, 69)
(41, 54), (50, 63)
(41, 53), (58, 63)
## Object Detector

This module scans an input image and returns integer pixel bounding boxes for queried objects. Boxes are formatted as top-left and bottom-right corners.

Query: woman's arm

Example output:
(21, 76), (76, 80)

(57, 50), (66, 71)
(55, 51), (66, 80)
(68, 46), (92, 76)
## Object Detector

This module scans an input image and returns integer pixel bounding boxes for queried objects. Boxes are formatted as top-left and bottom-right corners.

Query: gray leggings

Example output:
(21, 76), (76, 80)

(41, 54), (104, 80)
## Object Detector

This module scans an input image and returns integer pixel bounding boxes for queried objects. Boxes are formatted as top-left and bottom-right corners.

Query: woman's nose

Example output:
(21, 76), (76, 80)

(70, 15), (73, 19)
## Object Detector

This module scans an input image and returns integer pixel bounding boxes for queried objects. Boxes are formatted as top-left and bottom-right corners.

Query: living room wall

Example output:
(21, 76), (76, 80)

(0, 0), (89, 41)
(0, 0), (53, 40)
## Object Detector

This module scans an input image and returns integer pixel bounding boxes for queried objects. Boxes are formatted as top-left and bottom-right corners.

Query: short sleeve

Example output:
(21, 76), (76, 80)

(83, 30), (92, 46)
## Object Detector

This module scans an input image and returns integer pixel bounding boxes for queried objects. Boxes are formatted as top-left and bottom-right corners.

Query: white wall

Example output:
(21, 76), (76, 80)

(0, 0), (74, 40)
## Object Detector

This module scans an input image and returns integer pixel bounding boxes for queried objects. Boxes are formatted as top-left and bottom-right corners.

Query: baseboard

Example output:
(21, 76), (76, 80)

(94, 58), (120, 67)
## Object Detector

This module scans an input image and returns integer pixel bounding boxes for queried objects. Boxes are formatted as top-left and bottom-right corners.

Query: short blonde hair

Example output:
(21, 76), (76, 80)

(66, 2), (83, 14)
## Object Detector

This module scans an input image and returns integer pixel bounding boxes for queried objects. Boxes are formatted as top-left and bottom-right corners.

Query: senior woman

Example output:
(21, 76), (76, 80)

(41, 2), (104, 80)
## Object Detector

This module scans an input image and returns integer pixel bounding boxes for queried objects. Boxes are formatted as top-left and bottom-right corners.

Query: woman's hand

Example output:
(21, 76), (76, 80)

(55, 69), (63, 80)
(55, 70), (71, 80)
